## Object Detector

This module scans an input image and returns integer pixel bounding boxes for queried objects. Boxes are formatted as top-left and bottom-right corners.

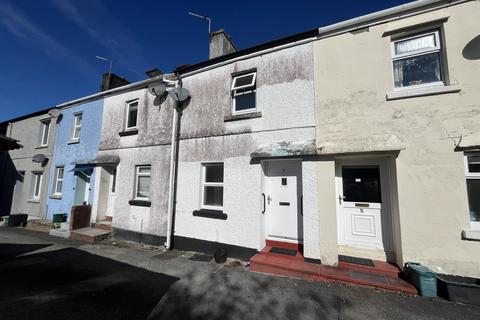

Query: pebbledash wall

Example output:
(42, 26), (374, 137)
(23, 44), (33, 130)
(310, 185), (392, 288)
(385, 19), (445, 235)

(45, 99), (104, 219)
(96, 82), (174, 244)
(0, 111), (57, 218)
(173, 42), (320, 260)
(313, 0), (480, 276)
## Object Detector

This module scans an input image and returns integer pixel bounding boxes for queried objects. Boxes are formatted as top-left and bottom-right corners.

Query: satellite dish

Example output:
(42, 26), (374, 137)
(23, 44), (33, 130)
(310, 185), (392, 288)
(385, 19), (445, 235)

(148, 83), (167, 97)
(48, 108), (61, 118)
(32, 154), (46, 163)
(169, 87), (190, 102)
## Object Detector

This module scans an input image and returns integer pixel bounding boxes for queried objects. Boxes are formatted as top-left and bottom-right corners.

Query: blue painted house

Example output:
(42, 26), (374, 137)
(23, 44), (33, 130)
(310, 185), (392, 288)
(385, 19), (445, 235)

(46, 99), (104, 219)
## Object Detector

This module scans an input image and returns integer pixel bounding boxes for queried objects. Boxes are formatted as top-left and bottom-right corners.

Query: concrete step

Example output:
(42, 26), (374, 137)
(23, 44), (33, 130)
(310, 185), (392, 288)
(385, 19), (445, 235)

(70, 228), (112, 244)
(95, 220), (112, 232)
(250, 250), (417, 295)
(26, 219), (53, 233)
(49, 228), (71, 239)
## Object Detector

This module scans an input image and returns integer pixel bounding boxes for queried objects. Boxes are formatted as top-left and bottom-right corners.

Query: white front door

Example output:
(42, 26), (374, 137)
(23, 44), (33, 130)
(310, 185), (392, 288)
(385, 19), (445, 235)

(337, 165), (387, 251)
(264, 160), (303, 242)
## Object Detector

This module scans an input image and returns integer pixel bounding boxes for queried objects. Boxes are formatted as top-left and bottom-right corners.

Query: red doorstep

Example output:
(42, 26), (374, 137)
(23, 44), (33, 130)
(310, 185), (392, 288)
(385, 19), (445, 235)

(250, 244), (417, 295)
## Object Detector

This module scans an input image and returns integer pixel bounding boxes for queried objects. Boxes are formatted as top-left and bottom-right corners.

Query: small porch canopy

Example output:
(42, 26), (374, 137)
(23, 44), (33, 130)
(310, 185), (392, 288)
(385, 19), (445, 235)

(455, 132), (480, 151)
(0, 135), (22, 151)
(316, 134), (406, 155)
(250, 139), (317, 158)
(250, 135), (406, 159)
(72, 155), (120, 167)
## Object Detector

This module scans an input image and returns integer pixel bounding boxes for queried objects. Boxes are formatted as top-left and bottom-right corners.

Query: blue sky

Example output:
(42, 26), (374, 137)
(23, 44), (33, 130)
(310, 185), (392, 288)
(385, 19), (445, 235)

(0, 0), (414, 122)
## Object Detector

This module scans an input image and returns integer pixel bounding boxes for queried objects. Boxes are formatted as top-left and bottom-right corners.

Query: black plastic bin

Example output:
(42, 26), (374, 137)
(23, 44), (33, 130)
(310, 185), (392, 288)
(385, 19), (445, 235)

(437, 274), (480, 305)
(7, 214), (28, 227)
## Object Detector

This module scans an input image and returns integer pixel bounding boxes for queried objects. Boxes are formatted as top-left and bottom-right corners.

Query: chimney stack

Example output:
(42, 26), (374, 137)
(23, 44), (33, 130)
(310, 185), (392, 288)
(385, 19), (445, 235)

(100, 73), (130, 92)
(209, 29), (237, 59)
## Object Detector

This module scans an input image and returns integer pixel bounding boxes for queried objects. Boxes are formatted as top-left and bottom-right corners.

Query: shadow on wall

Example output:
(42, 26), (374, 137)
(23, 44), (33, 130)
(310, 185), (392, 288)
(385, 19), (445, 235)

(0, 243), (179, 320)
(0, 152), (18, 216)
(462, 34), (480, 60)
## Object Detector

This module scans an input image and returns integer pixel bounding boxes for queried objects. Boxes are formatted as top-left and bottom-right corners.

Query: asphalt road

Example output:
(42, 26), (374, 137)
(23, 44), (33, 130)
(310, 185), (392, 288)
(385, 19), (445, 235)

(0, 227), (479, 320)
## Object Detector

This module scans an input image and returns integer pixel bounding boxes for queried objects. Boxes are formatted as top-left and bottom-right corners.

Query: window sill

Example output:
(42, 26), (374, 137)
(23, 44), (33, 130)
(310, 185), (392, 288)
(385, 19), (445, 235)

(462, 229), (480, 241)
(119, 129), (138, 137)
(193, 209), (227, 220)
(27, 199), (40, 204)
(224, 111), (262, 122)
(50, 194), (62, 200)
(386, 84), (461, 101)
(129, 199), (151, 207)
(68, 140), (80, 145)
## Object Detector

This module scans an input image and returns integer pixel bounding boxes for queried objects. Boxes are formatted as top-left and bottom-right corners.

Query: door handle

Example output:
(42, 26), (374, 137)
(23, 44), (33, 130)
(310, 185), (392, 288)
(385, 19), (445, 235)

(338, 195), (346, 204)
(262, 193), (266, 214)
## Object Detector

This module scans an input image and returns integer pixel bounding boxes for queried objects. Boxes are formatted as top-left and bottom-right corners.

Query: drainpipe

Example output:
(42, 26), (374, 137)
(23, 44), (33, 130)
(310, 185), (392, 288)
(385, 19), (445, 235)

(165, 78), (181, 250)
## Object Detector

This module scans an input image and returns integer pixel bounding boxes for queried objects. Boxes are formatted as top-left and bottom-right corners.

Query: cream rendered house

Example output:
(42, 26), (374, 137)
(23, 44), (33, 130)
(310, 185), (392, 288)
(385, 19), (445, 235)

(313, 0), (480, 277)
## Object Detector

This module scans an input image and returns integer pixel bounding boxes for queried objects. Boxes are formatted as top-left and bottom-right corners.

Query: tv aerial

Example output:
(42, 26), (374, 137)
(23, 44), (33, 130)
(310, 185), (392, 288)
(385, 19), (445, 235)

(188, 12), (211, 34)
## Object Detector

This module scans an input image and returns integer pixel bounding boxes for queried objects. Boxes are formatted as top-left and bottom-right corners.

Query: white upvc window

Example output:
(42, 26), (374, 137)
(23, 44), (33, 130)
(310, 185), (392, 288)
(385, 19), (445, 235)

(53, 166), (64, 196)
(231, 72), (256, 114)
(135, 165), (151, 200)
(40, 120), (50, 147)
(201, 163), (224, 210)
(32, 172), (43, 200)
(125, 100), (139, 130)
(71, 113), (83, 141)
(391, 30), (444, 90)
(464, 153), (480, 230)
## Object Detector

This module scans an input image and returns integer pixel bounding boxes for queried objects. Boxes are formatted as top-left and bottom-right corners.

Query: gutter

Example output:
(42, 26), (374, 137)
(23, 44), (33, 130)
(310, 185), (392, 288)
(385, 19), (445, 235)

(317, 0), (467, 39)
(55, 73), (177, 110)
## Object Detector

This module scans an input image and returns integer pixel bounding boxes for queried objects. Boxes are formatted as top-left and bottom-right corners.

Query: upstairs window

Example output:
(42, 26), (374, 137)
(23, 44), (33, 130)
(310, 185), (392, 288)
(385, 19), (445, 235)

(125, 100), (138, 130)
(71, 113), (83, 141)
(465, 153), (480, 229)
(201, 163), (224, 210)
(135, 165), (151, 200)
(53, 166), (64, 196)
(231, 72), (256, 114)
(40, 120), (50, 147)
(391, 30), (443, 89)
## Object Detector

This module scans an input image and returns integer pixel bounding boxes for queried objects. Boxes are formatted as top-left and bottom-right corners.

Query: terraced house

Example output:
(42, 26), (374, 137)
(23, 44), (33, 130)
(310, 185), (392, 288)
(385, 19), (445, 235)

(311, 0), (480, 277)
(0, 0), (478, 285)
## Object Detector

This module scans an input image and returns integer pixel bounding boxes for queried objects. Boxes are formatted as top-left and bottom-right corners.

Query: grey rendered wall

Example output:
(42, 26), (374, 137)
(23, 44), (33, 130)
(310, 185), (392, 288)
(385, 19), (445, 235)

(2, 113), (57, 218)
(99, 85), (173, 238)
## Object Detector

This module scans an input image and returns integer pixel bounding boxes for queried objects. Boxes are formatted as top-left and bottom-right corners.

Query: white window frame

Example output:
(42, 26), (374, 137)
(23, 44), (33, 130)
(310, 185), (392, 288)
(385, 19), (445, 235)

(231, 72), (257, 114)
(464, 153), (480, 230)
(53, 166), (64, 196)
(40, 120), (50, 147)
(125, 99), (139, 131)
(134, 165), (151, 201)
(32, 172), (43, 200)
(391, 29), (444, 91)
(201, 162), (224, 211)
(71, 112), (83, 141)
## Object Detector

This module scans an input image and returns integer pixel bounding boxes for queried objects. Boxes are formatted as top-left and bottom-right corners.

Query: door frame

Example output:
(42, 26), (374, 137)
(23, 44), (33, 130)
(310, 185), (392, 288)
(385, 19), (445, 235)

(335, 156), (396, 255)
(74, 170), (91, 205)
(262, 158), (303, 244)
